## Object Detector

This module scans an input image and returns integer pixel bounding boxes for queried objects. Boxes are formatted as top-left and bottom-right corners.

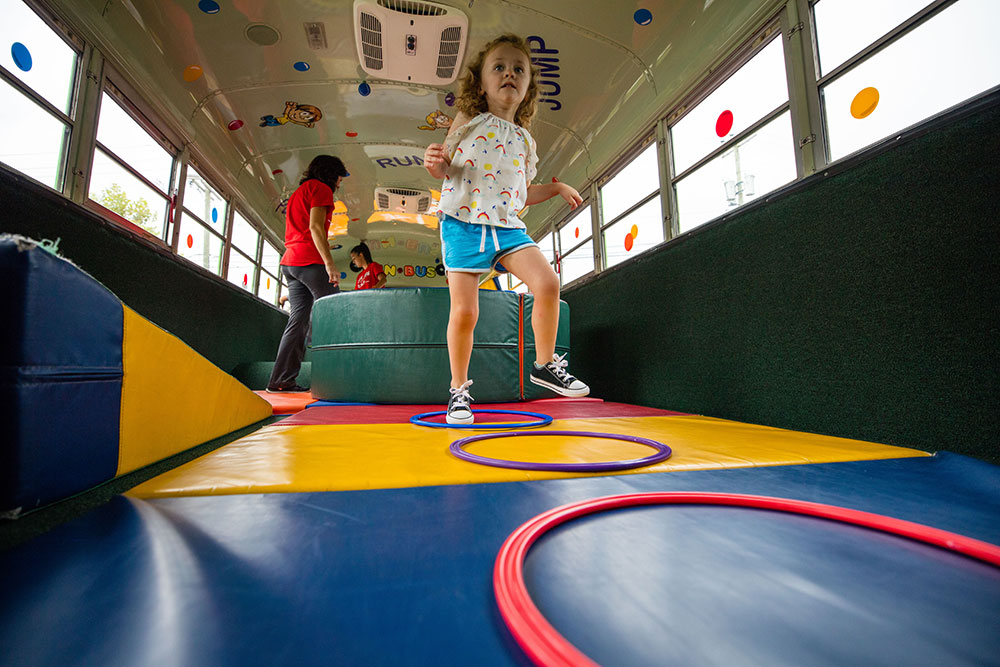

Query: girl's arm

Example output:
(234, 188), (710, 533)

(423, 110), (475, 179)
(525, 181), (583, 209)
(373, 271), (387, 289)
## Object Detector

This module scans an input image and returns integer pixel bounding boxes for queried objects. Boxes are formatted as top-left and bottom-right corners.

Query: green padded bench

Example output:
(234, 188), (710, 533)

(310, 288), (571, 403)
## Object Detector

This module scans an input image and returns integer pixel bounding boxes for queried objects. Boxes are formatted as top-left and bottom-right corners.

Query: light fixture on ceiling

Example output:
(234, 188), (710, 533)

(245, 23), (281, 46)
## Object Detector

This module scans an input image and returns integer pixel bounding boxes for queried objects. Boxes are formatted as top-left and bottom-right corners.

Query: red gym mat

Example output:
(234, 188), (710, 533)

(280, 398), (688, 425)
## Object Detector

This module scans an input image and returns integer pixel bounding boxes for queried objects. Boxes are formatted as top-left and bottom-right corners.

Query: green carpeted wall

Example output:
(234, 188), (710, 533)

(0, 166), (287, 378)
(563, 96), (999, 463)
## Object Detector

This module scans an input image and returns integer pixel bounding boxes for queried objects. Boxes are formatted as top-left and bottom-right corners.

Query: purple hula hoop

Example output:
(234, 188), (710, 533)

(449, 430), (672, 472)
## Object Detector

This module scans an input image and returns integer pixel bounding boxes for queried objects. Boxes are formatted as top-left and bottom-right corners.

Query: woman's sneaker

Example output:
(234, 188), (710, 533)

(530, 353), (589, 397)
(447, 379), (474, 425)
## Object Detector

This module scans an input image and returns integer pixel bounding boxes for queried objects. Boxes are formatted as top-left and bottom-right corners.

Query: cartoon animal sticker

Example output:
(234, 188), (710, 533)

(260, 101), (323, 128)
(418, 109), (453, 131)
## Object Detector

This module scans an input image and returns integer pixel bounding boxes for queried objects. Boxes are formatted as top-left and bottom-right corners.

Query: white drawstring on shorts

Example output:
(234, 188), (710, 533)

(479, 225), (500, 253)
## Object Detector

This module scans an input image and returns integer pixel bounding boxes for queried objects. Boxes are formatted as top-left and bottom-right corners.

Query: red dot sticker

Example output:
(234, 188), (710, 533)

(186, 234), (193, 248)
(227, 119), (244, 131)
(272, 169), (283, 175)
(346, 131), (358, 137)
(716, 110), (734, 137)
(242, 273), (248, 286)
(624, 233), (634, 251)
(574, 227), (580, 238)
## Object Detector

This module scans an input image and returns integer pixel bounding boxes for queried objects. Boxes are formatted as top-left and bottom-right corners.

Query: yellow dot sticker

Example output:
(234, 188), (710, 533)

(850, 87), (880, 119)
(484, 164), (493, 170)
(471, 201), (477, 208)
(513, 159), (520, 166)
(630, 224), (638, 238)
(487, 132), (495, 138)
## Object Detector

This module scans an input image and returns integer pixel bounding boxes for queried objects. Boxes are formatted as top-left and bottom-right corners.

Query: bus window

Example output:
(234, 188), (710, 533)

(671, 37), (795, 233)
(90, 91), (174, 238)
(817, 0), (1000, 161)
(0, 0), (78, 190)
(599, 142), (663, 269)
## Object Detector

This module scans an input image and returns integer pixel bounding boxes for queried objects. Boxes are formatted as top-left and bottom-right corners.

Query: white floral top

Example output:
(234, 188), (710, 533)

(437, 112), (538, 230)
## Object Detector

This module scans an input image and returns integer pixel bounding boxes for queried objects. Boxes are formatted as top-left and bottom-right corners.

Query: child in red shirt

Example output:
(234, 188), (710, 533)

(350, 243), (387, 290)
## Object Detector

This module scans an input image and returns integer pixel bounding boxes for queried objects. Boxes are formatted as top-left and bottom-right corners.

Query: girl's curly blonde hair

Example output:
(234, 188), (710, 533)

(455, 34), (538, 129)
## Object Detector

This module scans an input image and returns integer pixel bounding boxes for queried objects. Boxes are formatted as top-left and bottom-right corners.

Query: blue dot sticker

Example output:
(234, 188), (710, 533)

(340, 272), (347, 279)
(11, 42), (32, 72)
(293, 61), (310, 72)
(444, 92), (455, 107)
(198, 0), (220, 14)
(211, 208), (218, 223)
(634, 9), (653, 26)
(358, 82), (371, 97)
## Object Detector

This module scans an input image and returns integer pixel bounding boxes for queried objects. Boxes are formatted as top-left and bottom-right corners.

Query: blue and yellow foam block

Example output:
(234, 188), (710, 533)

(0, 236), (271, 513)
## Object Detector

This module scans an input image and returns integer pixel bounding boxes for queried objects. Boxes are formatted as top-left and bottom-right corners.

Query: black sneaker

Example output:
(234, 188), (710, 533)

(447, 380), (474, 425)
(266, 384), (309, 393)
(529, 353), (589, 397)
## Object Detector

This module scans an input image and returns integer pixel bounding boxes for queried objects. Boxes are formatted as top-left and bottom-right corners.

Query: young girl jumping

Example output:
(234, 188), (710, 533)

(424, 34), (589, 424)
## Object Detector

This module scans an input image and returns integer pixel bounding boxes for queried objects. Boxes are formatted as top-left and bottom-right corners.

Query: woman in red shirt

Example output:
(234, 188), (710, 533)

(349, 242), (387, 290)
(267, 155), (349, 392)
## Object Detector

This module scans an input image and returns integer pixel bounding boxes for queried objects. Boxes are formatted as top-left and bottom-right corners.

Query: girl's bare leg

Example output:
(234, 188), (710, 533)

(499, 246), (560, 364)
(446, 271), (482, 387)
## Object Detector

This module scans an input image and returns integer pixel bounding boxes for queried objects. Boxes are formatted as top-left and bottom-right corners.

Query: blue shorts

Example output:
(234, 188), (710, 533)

(439, 214), (537, 274)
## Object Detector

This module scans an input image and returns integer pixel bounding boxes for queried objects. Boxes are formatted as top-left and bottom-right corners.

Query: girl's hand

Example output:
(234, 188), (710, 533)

(424, 143), (451, 179)
(558, 182), (583, 209)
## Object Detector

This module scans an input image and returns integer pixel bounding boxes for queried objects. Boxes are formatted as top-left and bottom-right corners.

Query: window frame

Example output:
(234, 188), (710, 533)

(0, 0), (83, 194)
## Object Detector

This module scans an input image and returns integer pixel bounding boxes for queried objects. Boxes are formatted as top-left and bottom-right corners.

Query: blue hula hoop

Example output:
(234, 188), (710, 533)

(410, 409), (553, 429)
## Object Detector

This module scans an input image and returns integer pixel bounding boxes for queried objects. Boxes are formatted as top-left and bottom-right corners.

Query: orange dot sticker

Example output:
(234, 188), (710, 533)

(266, 277), (271, 289)
(624, 233), (634, 252)
(183, 65), (203, 82)
(851, 87), (880, 119)
(574, 227), (579, 238)
(186, 234), (193, 248)
(630, 224), (638, 239)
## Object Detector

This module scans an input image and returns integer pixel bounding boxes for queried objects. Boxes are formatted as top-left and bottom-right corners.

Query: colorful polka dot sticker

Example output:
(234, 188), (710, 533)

(574, 227), (580, 238)
(293, 61), (310, 72)
(272, 169), (283, 175)
(716, 110), (734, 137)
(346, 131), (358, 137)
(266, 277), (271, 289)
(340, 272), (347, 279)
(186, 234), (194, 248)
(624, 233), (634, 252)
(630, 224), (638, 238)
(211, 208), (218, 223)
(198, 0), (220, 14)
(11, 42), (32, 72)
(227, 119), (244, 131)
(851, 87), (879, 119)
(445, 92), (455, 107)
(183, 65), (203, 82)
(634, 9), (653, 26)
(243, 273), (248, 286)
(358, 82), (371, 96)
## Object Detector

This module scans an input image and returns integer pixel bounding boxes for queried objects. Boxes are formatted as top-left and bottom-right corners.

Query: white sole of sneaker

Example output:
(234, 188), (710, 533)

(529, 375), (590, 397)
(446, 411), (474, 425)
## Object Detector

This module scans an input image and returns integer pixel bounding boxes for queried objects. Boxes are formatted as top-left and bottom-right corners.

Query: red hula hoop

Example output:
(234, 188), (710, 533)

(493, 492), (1000, 667)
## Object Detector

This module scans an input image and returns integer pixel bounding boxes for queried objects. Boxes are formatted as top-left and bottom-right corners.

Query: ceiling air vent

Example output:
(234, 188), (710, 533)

(359, 12), (383, 71)
(354, 0), (468, 85)
(375, 186), (431, 213)
(378, 0), (445, 16)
